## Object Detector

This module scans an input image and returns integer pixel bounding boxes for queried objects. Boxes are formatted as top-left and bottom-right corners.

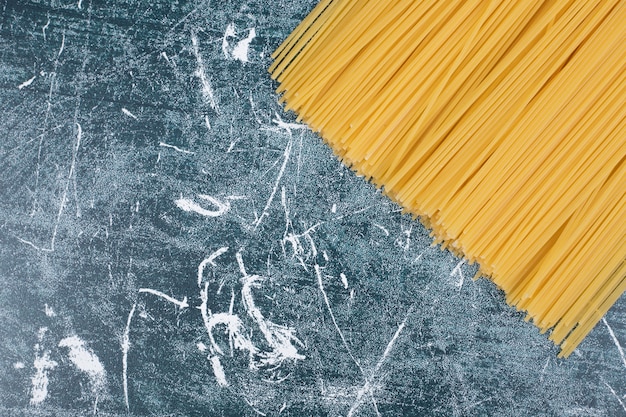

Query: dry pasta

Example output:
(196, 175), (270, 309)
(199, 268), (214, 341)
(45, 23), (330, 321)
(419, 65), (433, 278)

(269, 0), (626, 357)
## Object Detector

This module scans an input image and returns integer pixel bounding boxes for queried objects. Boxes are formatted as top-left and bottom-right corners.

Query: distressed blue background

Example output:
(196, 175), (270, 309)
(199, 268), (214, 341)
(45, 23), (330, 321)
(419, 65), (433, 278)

(0, 1), (625, 416)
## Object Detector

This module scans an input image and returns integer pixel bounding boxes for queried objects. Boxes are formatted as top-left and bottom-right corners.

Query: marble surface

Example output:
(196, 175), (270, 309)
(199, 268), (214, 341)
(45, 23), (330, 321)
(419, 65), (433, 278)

(0, 1), (625, 416)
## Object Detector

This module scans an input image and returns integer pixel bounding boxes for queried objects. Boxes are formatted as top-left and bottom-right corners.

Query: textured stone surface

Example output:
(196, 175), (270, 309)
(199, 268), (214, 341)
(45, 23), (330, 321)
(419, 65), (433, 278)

(0, 1), (625, 416)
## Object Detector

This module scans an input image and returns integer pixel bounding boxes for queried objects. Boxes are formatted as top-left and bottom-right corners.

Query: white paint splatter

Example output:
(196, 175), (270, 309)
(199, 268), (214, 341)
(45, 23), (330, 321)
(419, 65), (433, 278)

(18, 75), (36, 90)
(58, 336), (106, 391)
(175, 194), (230, 218)
(30, 351), (57, 405)
(232, 28), (256, 63)
(122, 108), (138, 120)
(210, 355), (228, 386)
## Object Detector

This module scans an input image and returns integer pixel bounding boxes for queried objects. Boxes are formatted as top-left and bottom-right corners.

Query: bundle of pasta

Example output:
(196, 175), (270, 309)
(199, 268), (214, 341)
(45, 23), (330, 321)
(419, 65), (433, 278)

(269, 0), (626, 357)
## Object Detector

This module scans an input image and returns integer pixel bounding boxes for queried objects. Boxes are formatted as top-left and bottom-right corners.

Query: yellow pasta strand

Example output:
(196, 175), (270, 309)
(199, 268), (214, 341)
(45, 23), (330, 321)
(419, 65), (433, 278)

(270, 0), (626, 357)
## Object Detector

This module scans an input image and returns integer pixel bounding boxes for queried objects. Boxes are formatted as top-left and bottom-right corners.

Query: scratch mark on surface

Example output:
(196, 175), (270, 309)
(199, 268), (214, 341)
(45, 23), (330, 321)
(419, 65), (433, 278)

(373, 223), (389, 236)
(121, 108), (138, 120)
(340, 273), (349, 289)
(199, 282), (258, 358)
(254, 140), (292, 229)
(243, 396), (267, 416)
(159, 141), (194, 154)
(175, 194), (230, 217)
(314, 264), (364, 375)
(347, 305), (414, 417)
(18, 75), (36, 90)
(204, 115), (211, 130)
(604, 381), (626, 413)
(138, 288), (189, 310)
(210, 355), (228, 386)
(58, 32), (65, 57)
(122, 303), (136, 413)
(602, 318), (626, 368)
(272, 113), (307, 134)
(451, 260), (465, 289)
(197, 247), (229, 287)
(122, 303), (137, 412)
(42, 17), (50, 40)
(19, 122), (82, 252)
(239, 252), (305, 366)
(191, 32), (219, 113)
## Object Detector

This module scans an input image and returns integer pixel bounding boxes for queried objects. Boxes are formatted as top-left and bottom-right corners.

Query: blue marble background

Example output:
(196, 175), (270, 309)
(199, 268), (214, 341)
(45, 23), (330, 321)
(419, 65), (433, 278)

(0, 1), (624, 416)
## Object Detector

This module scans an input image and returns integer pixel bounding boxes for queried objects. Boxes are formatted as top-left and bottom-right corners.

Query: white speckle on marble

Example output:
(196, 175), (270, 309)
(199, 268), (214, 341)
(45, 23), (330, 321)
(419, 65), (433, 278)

(13, 362), (25, 369)
(44, 304), (55, 317)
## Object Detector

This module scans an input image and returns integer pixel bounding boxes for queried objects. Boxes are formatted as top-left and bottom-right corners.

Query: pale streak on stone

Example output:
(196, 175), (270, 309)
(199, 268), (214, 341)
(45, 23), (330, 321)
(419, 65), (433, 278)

(191, 32), (219, 113)
(138, 288), (189, 309)
(197, 247), (229, 287)
(602, 318), (626, 368)
(347, 305), (414, 417)
(18, 75), (36, 90)
(122, 303), (136, 413)
(122, 108), (138, 119)
(175, 195), (230, 217)
(314, 264), (364, 376)
(604, 381), (626, 413)
(254, 139), (292, 229)
(159, 141), (194, 154)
